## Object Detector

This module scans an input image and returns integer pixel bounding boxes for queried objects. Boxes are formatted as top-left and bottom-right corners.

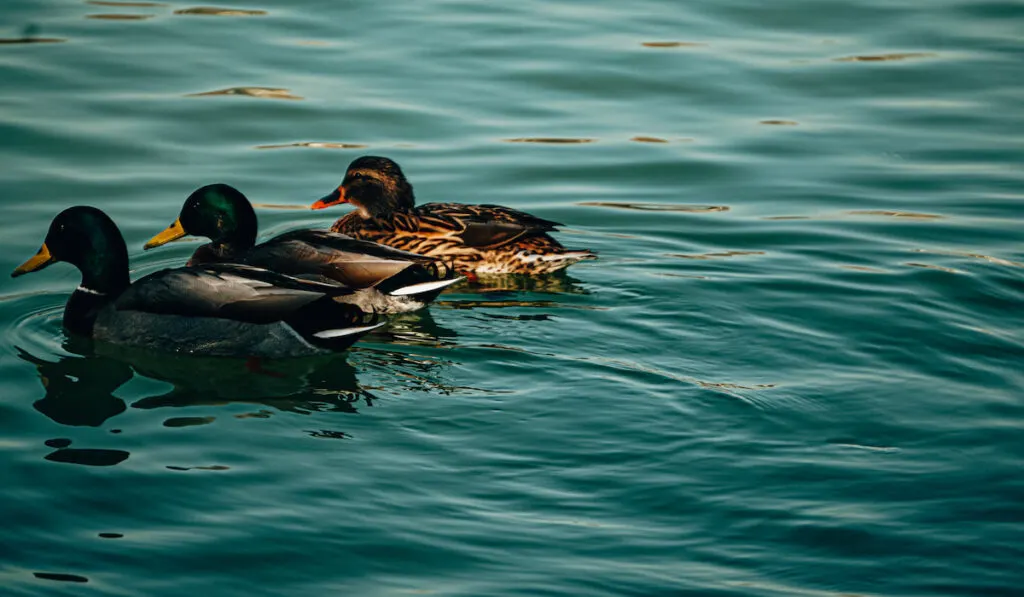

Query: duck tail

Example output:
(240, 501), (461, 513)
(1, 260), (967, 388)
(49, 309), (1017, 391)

(373, 261), (461, 303)
(562, 249), (597, 262)
(530, 249), (597, 264)
(517, 248), (597, 273)
(389, 276), (464, 297)
(287, 300), (383, 351)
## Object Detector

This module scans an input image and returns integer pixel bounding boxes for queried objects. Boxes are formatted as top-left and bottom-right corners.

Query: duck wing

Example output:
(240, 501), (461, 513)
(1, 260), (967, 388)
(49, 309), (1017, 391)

(415, 203), (563, 249)
(113, 263), (350, 324)
(249, 229), (452, 288)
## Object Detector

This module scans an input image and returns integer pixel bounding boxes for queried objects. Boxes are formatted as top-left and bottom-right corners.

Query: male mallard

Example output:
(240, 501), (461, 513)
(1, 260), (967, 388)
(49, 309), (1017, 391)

(310, 156), (596, 275)
(12, 207), (382, 358)
(144, 184), (462, 313)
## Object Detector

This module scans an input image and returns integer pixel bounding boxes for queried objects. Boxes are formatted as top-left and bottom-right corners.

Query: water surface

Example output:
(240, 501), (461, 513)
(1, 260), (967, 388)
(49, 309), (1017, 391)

(1, 0), (1022, 595)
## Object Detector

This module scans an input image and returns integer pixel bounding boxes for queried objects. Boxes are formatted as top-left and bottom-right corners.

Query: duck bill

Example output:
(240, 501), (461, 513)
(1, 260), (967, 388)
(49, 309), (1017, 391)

(12, 243), (55, 278)
(311, 186), (346, 210)
(144, 218), (187, 250)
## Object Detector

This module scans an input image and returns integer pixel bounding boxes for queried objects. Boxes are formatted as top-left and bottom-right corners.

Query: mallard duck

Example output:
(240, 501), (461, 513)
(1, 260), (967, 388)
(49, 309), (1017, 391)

(12, 207), (383, 358)
(310, 156), (596, 275)
(144, 184), (462, 313)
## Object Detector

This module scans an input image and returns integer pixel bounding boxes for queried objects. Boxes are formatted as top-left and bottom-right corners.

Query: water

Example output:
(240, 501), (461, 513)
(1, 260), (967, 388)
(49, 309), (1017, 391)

(1, 0), (1022, 594)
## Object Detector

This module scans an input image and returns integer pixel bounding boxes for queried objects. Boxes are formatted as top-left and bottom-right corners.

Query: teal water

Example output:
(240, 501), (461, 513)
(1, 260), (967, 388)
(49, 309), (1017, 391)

(2, 0), (1023, 594)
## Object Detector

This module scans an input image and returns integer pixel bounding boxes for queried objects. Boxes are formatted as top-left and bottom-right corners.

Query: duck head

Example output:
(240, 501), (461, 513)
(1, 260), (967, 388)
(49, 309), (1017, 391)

(311, 156), (416, 218)
(144, 184), (257, 253)
(12, 206), (130, 295)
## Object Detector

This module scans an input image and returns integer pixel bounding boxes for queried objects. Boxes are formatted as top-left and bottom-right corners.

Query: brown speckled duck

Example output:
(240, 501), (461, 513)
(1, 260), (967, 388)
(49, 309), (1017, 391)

(310, 156), (596, 276)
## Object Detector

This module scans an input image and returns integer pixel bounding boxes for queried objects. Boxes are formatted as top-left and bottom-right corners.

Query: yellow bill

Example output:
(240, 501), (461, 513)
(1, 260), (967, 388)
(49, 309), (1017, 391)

(12, 243), (55, 278)
(144, 218), (187, 250)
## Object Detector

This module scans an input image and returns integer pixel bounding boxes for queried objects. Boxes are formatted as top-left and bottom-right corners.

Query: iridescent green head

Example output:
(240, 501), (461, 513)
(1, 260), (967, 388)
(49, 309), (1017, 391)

(11, 206), (130, 294)
(144, 184), (258, 251)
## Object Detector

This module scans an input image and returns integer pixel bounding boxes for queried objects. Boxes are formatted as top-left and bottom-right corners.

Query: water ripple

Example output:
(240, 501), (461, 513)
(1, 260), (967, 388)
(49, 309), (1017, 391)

(835, 52), (936, 62)
(578, 201), (729, 212)
(187, 87), (302, 100)
(0, 37), (65, 45)
(640, 41), (704, 48)
(254, 141), (368, 150)
(87, 1), (166, 5)
(86, 14), (156, 20)
(1, 0), (1021, 594)
(173, 7), (267, 16)
(504, 137), (596, 144)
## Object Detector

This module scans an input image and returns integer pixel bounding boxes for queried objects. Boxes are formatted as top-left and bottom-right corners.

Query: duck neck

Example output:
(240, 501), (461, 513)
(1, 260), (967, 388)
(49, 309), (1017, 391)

(64, 289), (114, 337)
(212, 200), (258, 254)
(79, 237), (130, 297)
(222, 218), (257, 251)
(226, 198), (258, 249)
(189, 241), (242, 266)
(66, 237), (130, 336)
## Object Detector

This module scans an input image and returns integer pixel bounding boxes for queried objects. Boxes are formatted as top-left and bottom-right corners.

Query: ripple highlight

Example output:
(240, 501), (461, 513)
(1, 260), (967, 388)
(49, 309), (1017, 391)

(187, 87), (302, 100)
(578, 201), (729, 212)
(174, 7), (266, 16)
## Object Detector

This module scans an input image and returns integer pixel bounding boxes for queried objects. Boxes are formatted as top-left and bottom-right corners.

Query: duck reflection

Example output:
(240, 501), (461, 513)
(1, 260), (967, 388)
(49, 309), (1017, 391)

(16, 340), (379, 427)
(374, 308), (459, 348)
(96, 344), (375, 414)
(467, 271), (589, 295)
(16, 345), (129, 427)
(437, 271), (590, 309)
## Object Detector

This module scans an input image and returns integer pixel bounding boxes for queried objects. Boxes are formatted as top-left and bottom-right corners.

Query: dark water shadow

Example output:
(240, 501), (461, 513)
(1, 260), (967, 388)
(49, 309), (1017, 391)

(16, 345), (130, 427)
(13, 305), (472, 432)
(0, 24), (65, 44)
(0, 37), (66, 44)
(45, 448), (130, 466)
(15, 338), (382, 427)
(33, 572), (89, 583)
(107, 345), (375, 415)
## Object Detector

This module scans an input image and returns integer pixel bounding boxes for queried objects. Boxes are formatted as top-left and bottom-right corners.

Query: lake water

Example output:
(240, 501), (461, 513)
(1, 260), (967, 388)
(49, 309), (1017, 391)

(1, 1), (1022, 595)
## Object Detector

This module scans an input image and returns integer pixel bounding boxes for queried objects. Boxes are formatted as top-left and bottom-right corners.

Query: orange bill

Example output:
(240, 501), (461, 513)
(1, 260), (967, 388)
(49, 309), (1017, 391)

(311, 186), (346, 210)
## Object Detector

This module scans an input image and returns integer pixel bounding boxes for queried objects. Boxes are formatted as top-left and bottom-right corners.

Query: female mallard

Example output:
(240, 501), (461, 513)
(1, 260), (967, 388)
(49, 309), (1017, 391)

(143, 184), (462, 313)
(12, 207), (382, 358)
(310, 156), (596, 275)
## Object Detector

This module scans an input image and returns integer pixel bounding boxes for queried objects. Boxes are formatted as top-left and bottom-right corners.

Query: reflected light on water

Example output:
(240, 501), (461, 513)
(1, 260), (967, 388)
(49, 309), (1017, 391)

(187, 87), (302, 100)
(173, 7), (267, 16)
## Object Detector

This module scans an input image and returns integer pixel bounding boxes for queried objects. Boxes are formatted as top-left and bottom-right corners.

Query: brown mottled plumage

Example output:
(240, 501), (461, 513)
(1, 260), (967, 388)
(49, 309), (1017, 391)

(312, 156), (596, 275)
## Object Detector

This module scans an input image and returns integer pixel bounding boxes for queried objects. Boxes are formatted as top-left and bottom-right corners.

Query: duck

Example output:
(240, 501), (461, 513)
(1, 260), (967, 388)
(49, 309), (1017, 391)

(12, 206), (383, 358)
(310, 156), (596, 276)
(143, 184), (463, 313)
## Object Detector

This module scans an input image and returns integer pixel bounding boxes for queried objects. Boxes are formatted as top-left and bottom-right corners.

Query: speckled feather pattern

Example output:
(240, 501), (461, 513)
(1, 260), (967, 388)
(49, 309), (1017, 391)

(330, 203), (595, 274)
